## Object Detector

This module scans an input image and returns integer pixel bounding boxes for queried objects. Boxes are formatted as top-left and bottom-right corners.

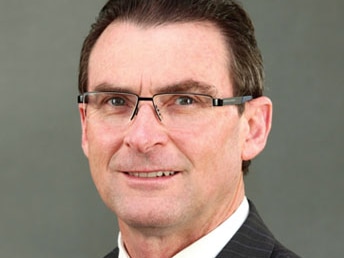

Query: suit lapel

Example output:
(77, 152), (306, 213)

(104, 248), (119, 258)
(216, 200), (275, 258)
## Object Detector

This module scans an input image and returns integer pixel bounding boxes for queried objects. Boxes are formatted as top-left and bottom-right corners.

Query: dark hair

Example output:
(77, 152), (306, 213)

(78, 0), (264, 174)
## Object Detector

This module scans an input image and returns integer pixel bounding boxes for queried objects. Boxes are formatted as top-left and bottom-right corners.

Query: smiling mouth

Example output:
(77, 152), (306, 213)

(126, 171), (178, 178)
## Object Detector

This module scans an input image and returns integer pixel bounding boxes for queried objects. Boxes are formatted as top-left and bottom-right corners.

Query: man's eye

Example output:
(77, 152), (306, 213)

(108, 97), (126, 106)
(175, 96), (195, 105)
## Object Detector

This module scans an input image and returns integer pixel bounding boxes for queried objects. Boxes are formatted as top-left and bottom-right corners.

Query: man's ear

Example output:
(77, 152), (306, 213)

(241, 96), (272, 161)
(79, 104), (89, 157)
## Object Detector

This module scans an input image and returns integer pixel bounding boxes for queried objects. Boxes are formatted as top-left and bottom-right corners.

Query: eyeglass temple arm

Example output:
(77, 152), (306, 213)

(212, 96), (252, 106)
(77, 95), (84, 103)
(78, 95), (92, 103)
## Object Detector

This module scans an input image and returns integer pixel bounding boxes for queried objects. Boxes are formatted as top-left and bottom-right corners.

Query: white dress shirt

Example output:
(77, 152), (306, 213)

(118, 197), (249, 258)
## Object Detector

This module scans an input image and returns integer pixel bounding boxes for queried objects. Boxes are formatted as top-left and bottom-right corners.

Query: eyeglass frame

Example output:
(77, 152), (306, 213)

(77, 91), (253, 122)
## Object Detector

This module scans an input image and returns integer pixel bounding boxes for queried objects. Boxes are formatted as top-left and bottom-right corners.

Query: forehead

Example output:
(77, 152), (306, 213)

(88, 21), (232, 95)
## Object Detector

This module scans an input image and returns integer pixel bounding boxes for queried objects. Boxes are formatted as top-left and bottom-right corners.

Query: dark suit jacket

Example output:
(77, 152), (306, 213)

(104, 201), (300, 258)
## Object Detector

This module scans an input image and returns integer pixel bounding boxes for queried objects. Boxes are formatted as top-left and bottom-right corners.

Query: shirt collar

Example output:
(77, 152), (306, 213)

(118, 197), (249, 258)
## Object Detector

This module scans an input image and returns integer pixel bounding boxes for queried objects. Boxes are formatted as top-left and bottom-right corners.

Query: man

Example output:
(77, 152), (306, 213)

(77, 0), (300, 257)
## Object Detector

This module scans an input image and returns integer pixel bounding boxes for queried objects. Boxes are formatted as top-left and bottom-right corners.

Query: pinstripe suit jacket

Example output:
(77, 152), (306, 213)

(104, 201), (300, 258)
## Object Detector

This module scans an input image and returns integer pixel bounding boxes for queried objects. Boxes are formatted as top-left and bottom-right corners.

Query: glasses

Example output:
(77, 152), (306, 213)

(78, 92), (252, 128)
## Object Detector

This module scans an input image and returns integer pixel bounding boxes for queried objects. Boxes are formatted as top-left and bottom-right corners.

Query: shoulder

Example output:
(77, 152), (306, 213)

(271, 241), (301, 258)
(103, 248), (119, 258)
(216, 200), (301, 258)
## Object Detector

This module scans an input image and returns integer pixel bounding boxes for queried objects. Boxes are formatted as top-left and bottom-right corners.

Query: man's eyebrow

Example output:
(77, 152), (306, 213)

(91, 80), (218, 95)
(156, 80), (218, 96)
(92, 83), (131, 93)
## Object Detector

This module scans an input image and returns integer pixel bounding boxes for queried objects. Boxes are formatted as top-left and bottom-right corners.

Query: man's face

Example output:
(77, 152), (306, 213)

(80, 21), (250, 233)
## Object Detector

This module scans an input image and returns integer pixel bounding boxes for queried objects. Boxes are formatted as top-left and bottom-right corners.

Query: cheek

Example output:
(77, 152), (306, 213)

(86, 124), (123, 173)
(88, 122), (122, 149)
(86, 125), (124, 204)
(172, 117), (242, 172)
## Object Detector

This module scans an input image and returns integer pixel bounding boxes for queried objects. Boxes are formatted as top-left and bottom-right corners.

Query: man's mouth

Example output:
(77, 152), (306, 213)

(126, 171), (177, 178)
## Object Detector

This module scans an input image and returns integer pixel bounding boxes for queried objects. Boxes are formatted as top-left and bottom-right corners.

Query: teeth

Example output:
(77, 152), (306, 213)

(128, 171), (176, 178)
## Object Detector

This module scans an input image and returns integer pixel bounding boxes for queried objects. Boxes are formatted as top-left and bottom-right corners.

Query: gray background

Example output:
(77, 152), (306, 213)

(0, 0), (343, 257)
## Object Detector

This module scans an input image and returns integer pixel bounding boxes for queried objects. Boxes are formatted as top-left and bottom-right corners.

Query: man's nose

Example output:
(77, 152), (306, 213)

(124, 104), (168, 153)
